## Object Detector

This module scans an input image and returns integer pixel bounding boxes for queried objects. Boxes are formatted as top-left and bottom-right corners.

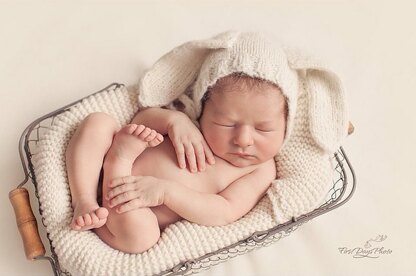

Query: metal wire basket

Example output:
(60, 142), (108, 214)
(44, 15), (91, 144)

(10, 83), (356, 276)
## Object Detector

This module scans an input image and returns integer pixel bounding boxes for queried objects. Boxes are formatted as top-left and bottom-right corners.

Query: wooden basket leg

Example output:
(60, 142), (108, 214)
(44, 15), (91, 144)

(9, 187), (46, 260)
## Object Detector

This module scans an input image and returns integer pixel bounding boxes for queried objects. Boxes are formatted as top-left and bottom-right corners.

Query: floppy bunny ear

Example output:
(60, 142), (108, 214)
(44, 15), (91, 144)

(138, 31), (240, 110)
(285, 47), (349, 153)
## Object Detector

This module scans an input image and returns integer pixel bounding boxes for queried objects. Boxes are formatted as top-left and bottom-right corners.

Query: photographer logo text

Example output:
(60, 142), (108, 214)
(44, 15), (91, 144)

(338, 235), (392, 259)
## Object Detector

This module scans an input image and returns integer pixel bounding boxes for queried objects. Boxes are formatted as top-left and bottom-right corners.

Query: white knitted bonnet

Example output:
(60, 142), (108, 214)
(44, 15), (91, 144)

(138, 31), (349, 153)
(138, 31), (298, 143)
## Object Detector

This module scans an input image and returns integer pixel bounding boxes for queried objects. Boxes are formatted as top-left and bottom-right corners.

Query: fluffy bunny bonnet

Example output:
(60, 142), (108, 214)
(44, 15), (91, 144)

(138, 31), (349, 153)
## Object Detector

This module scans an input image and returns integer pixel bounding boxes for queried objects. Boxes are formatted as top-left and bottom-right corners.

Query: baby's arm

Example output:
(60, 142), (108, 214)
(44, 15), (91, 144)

(106, 160), (275, 226)
(132, 108), (215, 172)
(164, 160), (276, 226)
(131, 107), (181, 135)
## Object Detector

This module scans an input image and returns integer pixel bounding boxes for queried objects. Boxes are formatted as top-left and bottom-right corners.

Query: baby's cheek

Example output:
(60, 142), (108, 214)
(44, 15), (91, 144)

(260, 138), (282, 158)
(203, 131), (217, 147)
(206, 132), (228, 153)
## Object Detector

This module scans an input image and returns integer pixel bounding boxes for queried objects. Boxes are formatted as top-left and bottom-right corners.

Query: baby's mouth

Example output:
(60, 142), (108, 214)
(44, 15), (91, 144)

(233, 153), (254, 159)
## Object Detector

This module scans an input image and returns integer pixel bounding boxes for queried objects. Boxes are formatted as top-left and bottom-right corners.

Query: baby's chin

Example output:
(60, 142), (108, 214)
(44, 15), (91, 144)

(223, 154), (261, 168)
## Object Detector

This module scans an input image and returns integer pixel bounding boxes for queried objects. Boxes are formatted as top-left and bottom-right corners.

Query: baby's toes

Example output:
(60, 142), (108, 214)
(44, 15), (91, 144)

(156, 133), (164, 142)
(123, 124), (138, 134)
(133, 124), (146, 136)
(75, 215), (85, 227)
(96, 207), (109, 219)
(148, 133), (164, 147)
(83, 213), (93, 226)
(90, 212), (99, 225)
(138, 127), (152, 140)
(144, 129), (157, 142)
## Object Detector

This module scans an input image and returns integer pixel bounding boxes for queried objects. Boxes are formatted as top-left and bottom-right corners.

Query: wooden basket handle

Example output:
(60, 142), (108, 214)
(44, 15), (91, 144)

(9, 188), (46, 260)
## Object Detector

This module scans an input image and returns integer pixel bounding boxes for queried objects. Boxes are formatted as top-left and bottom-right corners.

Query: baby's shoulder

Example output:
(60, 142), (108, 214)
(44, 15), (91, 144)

(252, 159), (276, 181)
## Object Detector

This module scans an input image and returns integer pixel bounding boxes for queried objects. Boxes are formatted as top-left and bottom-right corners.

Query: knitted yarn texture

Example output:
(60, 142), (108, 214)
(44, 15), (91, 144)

(139, 31), (298, 144)
(138, 31), (348, 152)
(32, 78), (344, 275)
(33, 86), (276, 276)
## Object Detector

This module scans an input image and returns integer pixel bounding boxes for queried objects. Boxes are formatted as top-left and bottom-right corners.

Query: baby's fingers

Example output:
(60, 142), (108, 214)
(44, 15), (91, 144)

(110, 175), (140, 188)
(117, 199), (143, 213)
(194, 143), (206, 172)
(106, 182), (135, 200)
(184, 143), (197, 173)
(108, 190), (139, 208)
(173, 143), (186, 169)
(202, 139), (216, 165)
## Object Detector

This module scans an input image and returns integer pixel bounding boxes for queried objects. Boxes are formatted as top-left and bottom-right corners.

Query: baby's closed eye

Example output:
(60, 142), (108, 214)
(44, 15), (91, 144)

(213, 121), (277, 132)
(214, 122), (235, 128)
(255, 122), (279, 132)
(255, 127), (276, 132)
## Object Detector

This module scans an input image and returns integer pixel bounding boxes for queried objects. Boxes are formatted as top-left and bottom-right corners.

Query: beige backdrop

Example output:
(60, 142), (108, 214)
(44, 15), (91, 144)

(1, 1), (415, 275)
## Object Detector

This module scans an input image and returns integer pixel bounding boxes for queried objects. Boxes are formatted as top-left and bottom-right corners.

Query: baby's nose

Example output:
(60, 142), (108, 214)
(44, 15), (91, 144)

(233, 126), (254, 147)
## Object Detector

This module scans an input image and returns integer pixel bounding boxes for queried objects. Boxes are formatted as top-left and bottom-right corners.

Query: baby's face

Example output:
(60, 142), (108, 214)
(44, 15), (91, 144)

(199, 79), (287, 168)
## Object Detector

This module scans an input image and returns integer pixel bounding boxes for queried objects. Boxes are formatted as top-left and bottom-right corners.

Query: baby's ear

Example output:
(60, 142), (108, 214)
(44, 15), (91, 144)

(285, 47), (349, 153)
(138, 31), (240, 111)
(306, 68), (349, 153)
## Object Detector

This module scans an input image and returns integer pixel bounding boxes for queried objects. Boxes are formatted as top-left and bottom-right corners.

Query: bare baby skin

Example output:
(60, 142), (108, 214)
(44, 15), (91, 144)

(66, 75), (287, 253)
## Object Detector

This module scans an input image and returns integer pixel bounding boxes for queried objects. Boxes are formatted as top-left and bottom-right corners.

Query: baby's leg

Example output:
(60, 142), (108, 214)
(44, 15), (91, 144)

(66, 112), (119, 231)
(95, 124), (164, 254)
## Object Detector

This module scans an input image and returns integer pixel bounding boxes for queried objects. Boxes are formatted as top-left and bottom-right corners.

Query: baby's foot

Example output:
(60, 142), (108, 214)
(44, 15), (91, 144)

(71, 201), (109, 231)
(107, 124), (164, 163)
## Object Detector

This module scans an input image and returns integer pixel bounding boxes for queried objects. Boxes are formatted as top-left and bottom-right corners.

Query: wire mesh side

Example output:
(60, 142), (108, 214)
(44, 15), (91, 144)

(179, 222), (305, 276)
(17, 83), (123, 276)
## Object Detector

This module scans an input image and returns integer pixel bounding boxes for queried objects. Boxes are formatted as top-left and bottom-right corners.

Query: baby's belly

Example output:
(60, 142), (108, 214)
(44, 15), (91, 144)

(130, 138), (252, 229)
(131, 139), (244, 193)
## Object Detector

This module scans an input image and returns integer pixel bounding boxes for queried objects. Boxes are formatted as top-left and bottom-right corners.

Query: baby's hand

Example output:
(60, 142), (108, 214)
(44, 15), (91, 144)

(106, 176), (167, 213)
(168, 112), (215, 172)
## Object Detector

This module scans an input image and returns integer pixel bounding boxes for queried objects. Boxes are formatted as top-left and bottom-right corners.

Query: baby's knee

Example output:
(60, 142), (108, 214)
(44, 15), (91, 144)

(83, 112), (119, 129)
(117, 227), (160, 254)
(77, 113), (120, 141)
(106, 210), (161, 254)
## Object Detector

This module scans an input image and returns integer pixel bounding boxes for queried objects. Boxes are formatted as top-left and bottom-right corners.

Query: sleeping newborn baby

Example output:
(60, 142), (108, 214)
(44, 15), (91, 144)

(66, 32), (297, 254)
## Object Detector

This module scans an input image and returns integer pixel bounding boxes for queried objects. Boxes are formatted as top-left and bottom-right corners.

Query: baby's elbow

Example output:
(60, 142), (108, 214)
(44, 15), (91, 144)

(207, 198), (240, 226)
(210, 216), (233, 227)
(206, 209), (235, 226)
(223, 206), (240, 225)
